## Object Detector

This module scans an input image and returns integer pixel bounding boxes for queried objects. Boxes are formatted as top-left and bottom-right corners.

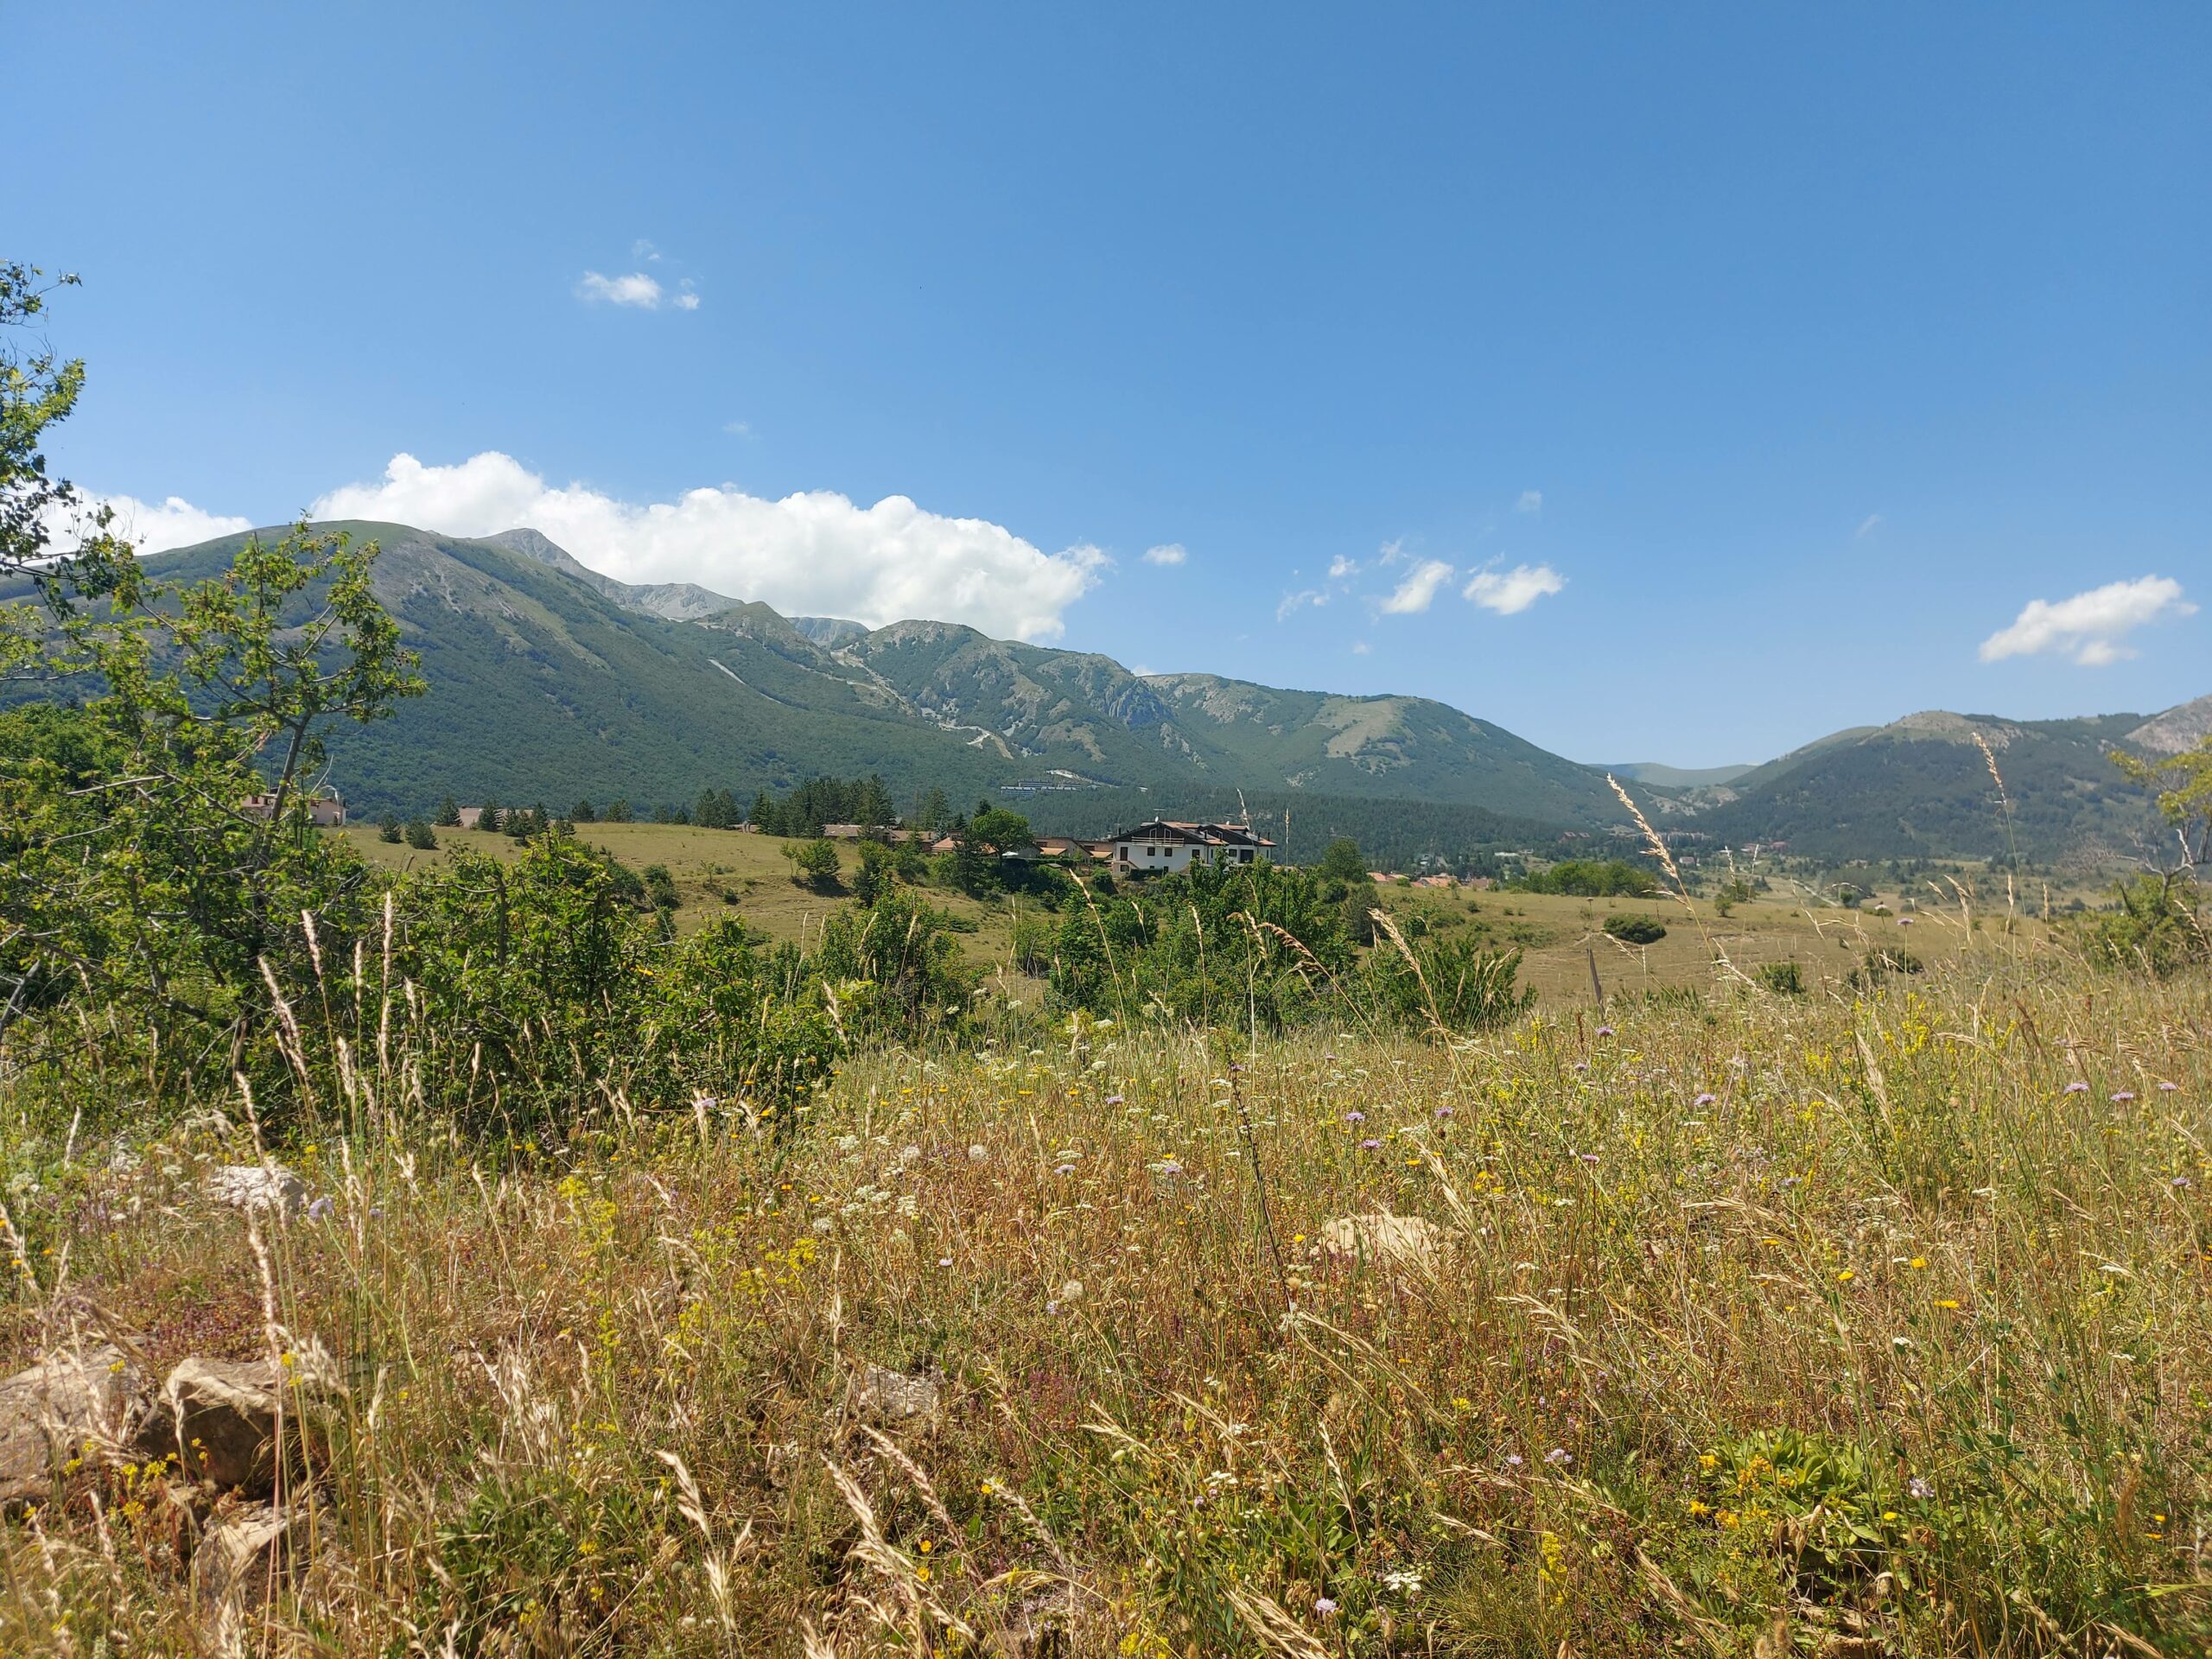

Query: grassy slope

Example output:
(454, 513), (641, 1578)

(3, 951), (2205, 1653)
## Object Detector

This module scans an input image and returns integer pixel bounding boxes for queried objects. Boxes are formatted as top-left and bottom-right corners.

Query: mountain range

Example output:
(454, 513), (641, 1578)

(13, 522), (2204, 868)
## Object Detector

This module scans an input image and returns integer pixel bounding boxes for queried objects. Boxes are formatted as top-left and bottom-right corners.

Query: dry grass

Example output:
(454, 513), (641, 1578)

(1, 945), (2208, 1655)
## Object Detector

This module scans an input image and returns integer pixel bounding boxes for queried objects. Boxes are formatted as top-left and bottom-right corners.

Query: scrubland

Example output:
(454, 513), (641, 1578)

(2, 947), (2206, 1657)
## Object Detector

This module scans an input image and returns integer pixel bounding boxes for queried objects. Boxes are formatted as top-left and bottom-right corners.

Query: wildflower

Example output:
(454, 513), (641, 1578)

(1059, 1279), (1084, 1303)
(1936, 1298), (1960, 1308)
(968, 1144), (989, 1161)
(1056, 1163), (1077, 1176)
(2064, 1081), (2090, 1095)
(2111, 1090), (2135, 1103)
(1359, 1138), (1382, 1151)
(1698, 1453), (1718, 1471)
(1504, 1452), (1524, 1468)
(305, 1195), (334, 1223)
(1836, 1268), (1854, 1284)
(1694, 1092), (1717, 1108)
(1909, 1256), (1927, 1269)
(1104, 1094), (1125, 1106)
(1909, 1477), (1934, 1499)
(938, 1256), (954, 1268)
(1546, 1447), (1572, 1465)
(1313, 1598), (1338, 1618)
(1596, 1026), (1615, 1039)
(2158, 1081), (2179, 1092)
(1434, 1105), (1454, 1118)
(1381, 1567), (1422, 1593)
(1344, 1110), (1366, 1124)
(1573, 1060), (1589, 1072)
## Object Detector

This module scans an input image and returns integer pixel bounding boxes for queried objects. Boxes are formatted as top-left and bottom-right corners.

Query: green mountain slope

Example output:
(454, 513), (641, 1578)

(1687, 709), (2167, 863)
(64, 523), (1631, 825)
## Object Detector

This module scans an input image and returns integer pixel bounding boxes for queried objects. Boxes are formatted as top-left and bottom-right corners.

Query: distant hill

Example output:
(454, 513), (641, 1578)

(59, 523), (1634, 829)
(1683, 708), (2174, 865)
(10, 522), (2200, 868)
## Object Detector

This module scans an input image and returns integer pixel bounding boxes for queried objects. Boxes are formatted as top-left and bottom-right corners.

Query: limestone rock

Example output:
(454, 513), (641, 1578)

(848, 1363), (941, 1427)
(206, 1164), (308, 1217)
(0, 1344), (142, 1509)
(144, 1357), (330, 1496)
(192, 1501), (308, 1611)
(1315, 1213), (1445, 1275)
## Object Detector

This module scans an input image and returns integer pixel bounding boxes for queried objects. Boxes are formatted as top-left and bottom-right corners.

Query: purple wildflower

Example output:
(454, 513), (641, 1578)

(1434, 1104), (1454, 1118)
(1359, 1138), (1382, 1151)
(1313, 1598), (1338, 1618)
(1694, 1092), (1718, 1108)
(2112, 1090), (2136, 1103)
(1546, 1447), (1572, 1465)
(2064, 1081), (2090, 1095)
(1908, 1477), (1934, 1500)
(1573, 1060), (1590, 1073)
(1056, 1163), (1077, 1176)
(1596, 1026), (1615, 1039)
(1504, 1452), (1524, 1468)
(2158, 1081), (2179, 1092)
(1344, 1110), (1366, 1124)
(1104, 1094), (1125, 1106)
(2171, 1174), (2192, 1188)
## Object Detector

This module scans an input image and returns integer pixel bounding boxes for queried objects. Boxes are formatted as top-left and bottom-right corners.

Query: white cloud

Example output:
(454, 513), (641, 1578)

(1463, 562), (1565, 615)
(1141, 543), (1187, 567)
(1326, 554), (1360, 581)
(51, 492), (253, 555)
(1978, 575), (2195, 666)
(1351, 639), (1370, 655)
(1275, 588), (1325, 622)
(674, 279), (700, 311)
(632, 238), (662, 262)
(1856, 512), (1885, 538)
(1374, 537), (1408, 568)
(1380, 558), (1456, 615)
(311, 451), (1105, 642)
(1515, 489), (1543, 515)
(577, 270), (671, 308)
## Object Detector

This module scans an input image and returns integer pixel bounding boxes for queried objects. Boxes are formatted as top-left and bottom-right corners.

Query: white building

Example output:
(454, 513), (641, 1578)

(1108, 820), (1275, 874)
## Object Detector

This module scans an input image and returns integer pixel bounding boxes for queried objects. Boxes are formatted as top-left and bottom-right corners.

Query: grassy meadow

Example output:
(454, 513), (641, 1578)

(3, 929), (2207, 1656)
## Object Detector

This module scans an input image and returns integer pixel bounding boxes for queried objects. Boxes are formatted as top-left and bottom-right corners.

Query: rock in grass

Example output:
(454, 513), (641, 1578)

(848, 1363), (942, 1427)
(1315, 1213), (1445, 1275)
(192, 1500), (308, 1611)
(205, 1164), (308, 1217)
(144, 1357), (333, 1497)
(0, 1344), (143, 1510)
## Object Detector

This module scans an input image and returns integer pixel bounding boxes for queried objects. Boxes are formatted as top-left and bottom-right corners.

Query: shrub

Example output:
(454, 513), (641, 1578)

(1755, 959), (1805, 995)
(1603, 912), (1667, 945)
(404, 818), (437, 850)
(783, 836), (842, 893)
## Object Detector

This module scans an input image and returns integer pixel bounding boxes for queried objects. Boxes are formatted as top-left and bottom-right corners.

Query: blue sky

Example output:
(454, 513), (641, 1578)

(16, 3), (2209, 765)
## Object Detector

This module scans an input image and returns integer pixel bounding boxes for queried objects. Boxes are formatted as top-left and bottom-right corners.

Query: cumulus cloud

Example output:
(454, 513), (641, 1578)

(1275, 588), (1326, 622)
(1978, 575), (2195, 667)
(311, 451), (1105, 641)
(1515, 489), (1543, 515)
(49, 492), (252, 555)
(1380, 558), (1456, 615)
(577, 270), (672, 308)
(1141, 543), (1187, 567)
(1326, 554), (1359, 581)
(1463, 562), (1565, 615)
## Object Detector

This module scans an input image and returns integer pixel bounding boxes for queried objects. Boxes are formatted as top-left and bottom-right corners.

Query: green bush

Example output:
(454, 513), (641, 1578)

(1603, 912), (1667, 945)
(1516, 858), (1659, 897)
(782, 836), (842, 893)
(1754, 959), (1805, 995)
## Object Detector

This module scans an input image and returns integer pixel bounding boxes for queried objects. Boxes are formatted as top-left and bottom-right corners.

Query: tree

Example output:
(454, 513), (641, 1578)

(404, 818), (438, 850)
(435, 796), (462, 828)
(854, 773), (895, 829)
(603, 796), (631, 823)
(570, 798), (596, 823)
(378, 812), (404, 843)
(1, 522), (423, 1051)
(851, 837), (894, 906)
(783, 836), (842, 893)
(912, 785), (950, 835)
(1319, 837), (1369, 885)
(478, 798), (503, 832)
(748, 791), (778, 834)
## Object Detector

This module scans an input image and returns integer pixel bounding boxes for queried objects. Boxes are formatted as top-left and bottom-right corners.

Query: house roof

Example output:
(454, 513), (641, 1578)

(1113, 819), (1276, 849)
